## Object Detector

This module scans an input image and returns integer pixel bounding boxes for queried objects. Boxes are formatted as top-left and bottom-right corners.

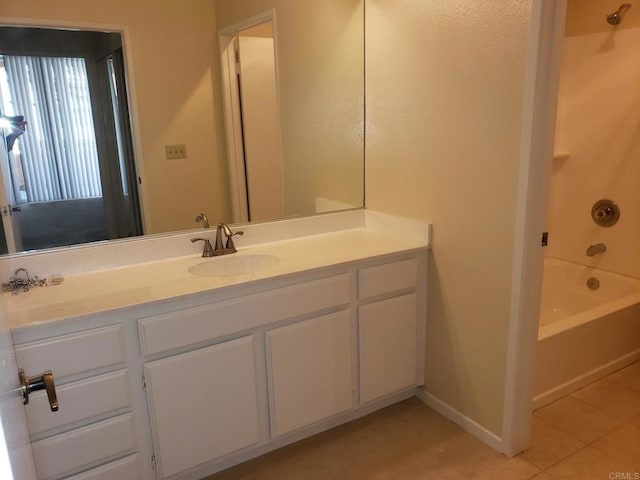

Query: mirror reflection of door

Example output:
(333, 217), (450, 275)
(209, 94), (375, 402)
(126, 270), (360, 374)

(0, 131), (22, 254)
(234, 20), (284, 222)
(0, 27), (142, 254)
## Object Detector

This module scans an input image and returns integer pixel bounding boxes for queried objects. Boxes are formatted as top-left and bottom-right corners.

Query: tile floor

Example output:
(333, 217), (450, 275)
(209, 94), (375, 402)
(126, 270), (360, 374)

(207, 362), (640, 479)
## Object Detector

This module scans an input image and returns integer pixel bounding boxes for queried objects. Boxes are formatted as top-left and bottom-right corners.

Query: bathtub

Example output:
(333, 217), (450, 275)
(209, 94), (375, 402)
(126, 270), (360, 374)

(533, 257), (640, 409)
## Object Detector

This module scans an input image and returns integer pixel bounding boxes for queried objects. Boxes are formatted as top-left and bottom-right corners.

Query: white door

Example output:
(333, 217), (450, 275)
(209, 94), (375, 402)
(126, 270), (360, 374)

(144, 335), (260, 479)
(266, 311), (354, 437)
(359, 293), (419, 404)
(0, 302), (37, 480)
(0, 141), (22, 253)
(238, 31), (284, 221)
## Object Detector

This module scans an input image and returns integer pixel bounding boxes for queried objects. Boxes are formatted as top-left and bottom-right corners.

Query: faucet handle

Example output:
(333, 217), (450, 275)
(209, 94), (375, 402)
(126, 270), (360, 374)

(212, 224), (243, 254)
(191, 237), (214, 257)
(225, 228), (244, 252)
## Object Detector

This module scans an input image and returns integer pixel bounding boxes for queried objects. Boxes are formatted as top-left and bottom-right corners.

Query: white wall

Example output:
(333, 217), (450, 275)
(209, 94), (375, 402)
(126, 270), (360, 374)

(366, 1), (533, 436)
(548, 0), (640, 278)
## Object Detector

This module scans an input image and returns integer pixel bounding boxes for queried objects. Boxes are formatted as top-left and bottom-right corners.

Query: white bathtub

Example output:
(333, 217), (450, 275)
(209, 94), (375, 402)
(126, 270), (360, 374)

(533, 257), (640, 409)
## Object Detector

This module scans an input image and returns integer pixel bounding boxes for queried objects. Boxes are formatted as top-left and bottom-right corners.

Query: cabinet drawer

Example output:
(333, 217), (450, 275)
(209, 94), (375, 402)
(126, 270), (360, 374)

(32, 413), (136, 480)
(26, 370), (130, 436)
(139, 273), (350, 356)
(63, 455), (139, 480)
(359, 258), (418, 300)
(15, 325), (125, 379)
(359, 293), (419, 403)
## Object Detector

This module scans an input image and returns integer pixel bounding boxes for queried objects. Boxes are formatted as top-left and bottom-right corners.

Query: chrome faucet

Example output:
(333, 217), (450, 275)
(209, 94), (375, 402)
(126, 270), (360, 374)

(586, 243), (607, 256)
(213, 223), (244, 255)
(191, 223), (244, 257)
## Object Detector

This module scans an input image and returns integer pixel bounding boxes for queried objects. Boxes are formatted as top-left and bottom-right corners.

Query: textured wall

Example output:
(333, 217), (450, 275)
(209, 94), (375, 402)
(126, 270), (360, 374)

(216, 0), (364, 216)
(365, 0), (533, 436)
(548, 0), (640, 278)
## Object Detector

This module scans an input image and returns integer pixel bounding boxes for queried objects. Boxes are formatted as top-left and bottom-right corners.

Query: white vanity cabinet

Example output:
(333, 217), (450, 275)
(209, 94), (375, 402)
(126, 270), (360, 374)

(12, 249), (427, 480)
(358, 258), (423, 403)
(137, 273), (353, 479)
(143, 336), (261, 479)
(13, 325), (141, 480)
(266, 310), (354, 437)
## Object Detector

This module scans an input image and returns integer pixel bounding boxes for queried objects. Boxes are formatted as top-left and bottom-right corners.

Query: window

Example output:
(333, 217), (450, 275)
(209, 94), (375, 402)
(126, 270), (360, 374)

(0, 55), (103, 203)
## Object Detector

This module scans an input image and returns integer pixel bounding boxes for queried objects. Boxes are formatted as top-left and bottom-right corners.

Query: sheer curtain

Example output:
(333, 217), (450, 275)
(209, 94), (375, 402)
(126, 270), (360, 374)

(3, 55), (103, 203)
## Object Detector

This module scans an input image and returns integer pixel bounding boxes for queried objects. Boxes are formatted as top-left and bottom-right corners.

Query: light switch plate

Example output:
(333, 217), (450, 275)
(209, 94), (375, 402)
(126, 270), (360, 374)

(165, 144), (187, 160)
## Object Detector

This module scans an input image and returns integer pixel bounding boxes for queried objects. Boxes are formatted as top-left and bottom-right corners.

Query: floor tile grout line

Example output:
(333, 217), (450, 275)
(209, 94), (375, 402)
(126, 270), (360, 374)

(569, 385), (640, 426)
(526, 414), (588, 452)
(529, 361), (640, 477)
(534, 403), (625, 447)
(534, 445), (590, 474)
(587, 442), (640, 473)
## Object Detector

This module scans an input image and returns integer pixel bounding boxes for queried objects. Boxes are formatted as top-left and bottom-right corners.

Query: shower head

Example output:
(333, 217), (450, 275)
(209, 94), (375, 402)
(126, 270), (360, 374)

(607, 3), (632, 25)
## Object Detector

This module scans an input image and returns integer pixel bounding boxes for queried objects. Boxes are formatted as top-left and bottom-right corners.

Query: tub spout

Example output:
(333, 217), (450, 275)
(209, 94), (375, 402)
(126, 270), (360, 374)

(586, 243), (607, 256)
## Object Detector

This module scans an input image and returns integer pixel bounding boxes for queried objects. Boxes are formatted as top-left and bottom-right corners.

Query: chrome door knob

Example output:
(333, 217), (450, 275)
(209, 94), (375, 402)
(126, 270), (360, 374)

(19, 369), (58, 412)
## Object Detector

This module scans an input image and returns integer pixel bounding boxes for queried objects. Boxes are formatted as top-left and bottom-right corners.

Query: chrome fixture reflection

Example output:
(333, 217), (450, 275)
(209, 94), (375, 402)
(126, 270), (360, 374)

(607, 4), (632, 25)
(591, 199), (620, 227)
(586, 243), (607, 257)
(195, 213), (210, 229)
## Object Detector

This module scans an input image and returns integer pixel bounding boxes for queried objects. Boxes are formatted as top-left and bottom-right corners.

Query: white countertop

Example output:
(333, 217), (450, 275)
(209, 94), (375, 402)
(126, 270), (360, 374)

(5, 217), (430, 330)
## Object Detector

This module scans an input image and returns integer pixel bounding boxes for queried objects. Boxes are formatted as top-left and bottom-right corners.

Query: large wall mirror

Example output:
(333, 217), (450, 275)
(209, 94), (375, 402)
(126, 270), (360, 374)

(0, 0), (364, 257)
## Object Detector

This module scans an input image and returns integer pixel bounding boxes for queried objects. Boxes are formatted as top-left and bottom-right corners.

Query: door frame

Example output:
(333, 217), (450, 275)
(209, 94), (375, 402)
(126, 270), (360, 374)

(501, 0), (567, 456)
(0, 16), (149, 235)
(0, 140), (22, 254)
(218, 9), (280, 223)
(0, 302), (36, 479)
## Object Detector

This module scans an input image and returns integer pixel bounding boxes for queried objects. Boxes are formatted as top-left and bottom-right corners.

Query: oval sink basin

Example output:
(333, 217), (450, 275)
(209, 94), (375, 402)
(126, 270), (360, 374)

(188, 254), (280, 277)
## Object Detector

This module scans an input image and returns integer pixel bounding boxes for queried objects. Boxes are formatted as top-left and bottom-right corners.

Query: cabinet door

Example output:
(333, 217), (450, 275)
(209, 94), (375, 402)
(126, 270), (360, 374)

(144, 336), (260, 479)
(359, 293), (418, 403)
(266, 311), (353, 437)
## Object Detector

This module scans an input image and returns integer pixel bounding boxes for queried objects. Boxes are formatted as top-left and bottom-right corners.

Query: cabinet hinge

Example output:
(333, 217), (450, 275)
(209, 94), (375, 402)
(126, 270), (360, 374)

(541, 231), (549, 247)
(151, 454), (156, 470)
(142, 375), (147, 391)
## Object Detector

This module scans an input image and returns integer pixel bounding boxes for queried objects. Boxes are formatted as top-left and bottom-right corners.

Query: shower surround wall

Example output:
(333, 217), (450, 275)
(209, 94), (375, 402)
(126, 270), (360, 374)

(548, 3), (640, 278)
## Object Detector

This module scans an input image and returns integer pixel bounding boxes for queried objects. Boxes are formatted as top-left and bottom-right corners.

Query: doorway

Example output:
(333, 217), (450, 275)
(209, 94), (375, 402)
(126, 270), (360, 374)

(534, 0), (640, 407)
(219, 12), (284, 223)
(0, 27), (142, 253)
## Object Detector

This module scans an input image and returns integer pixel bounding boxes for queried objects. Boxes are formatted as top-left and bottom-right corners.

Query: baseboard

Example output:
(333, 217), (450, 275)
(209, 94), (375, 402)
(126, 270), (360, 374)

(533, 349), (640, 410)
(415, 388), (504, 453)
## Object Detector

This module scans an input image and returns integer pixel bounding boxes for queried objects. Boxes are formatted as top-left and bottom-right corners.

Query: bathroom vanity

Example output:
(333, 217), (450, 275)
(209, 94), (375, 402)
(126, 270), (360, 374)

(5, 213), (429, 480)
